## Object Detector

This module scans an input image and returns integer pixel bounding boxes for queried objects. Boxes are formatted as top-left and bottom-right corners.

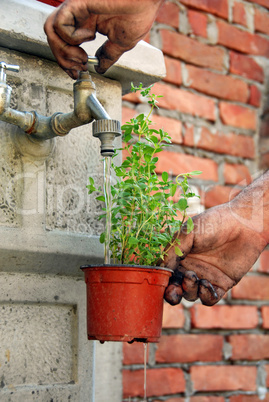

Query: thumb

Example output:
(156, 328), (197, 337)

(159, 229), (194, 270)
(95, 40), (133, 74)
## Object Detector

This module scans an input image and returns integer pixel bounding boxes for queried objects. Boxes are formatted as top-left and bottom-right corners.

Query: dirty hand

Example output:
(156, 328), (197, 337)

(44, 0), (164, 79)
(160, 181), (269, 306)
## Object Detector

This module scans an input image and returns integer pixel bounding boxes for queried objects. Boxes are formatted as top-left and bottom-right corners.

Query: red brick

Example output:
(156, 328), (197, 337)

(153, 399), (184, 402)
(202, 184), (241, 207)
(183, 124), (195, 146)
(190, 398), (224, 402)
(163, 56), (182, 85)
(255, 8), (269, 35)
(259, 249), (269, 273)
(122, 106), (136, 124)
(151, 114), (183, 144)
(191, 365), (257, 392)
(224, 163), (252, 185)
(260, 113), (269, 137)
(219, 102), (257, 130)
(180, 0), (229, 19)
(152, 83), (216, 120)
(217, 20), (269, 57)
(262, 306), (269, 328)
(191, 305), (259, 329)
(122, 368), (185, 398)
(122, 108), (183, 145)
(122, 91), (141, 104)
(196, 127), (255, 159)
(186, 65), (249, 102)
(188, 10), (208, 38)
(156, 1), (179, 29)
(154, 399), (225, 402)
(156, 150), (218, 181)
(162, 303), (185, 328)
(229, 51), (264, 83)
(230, 395), (269, 402)
(160, 30), (226, 71)
(232, 275), (269, 300)
(248, 84), (261, 107)
(260, 138), (269, 156)
(247, 0), (269, 9)
(233, 1), (248, 27)
(229, 334), (269, 360)
(260, 151), (269, 169)
(123, 342), (148, 365)
(156, 334), (223, 363)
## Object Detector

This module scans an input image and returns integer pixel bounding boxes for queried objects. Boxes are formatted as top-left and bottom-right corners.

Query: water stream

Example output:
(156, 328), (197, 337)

(143, 343), (148, 401)
(103, 156), (112, 264)
(103, 157), (148, 401)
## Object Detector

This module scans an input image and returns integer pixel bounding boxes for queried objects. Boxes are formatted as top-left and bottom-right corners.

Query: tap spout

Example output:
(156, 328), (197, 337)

(26, 72), (114, 141)
(0, 66), (121, 156)
(86, 93), (110, 120)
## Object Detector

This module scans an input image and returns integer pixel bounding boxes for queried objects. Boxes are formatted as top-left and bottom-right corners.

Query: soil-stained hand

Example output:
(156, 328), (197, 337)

(160, 200), (268, 306)
(44, 0), (164, 79)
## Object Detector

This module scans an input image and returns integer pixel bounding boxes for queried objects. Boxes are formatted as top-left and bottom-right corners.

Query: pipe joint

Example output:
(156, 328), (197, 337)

(0, 61), (122, 156)
(74, 71), (96, 123)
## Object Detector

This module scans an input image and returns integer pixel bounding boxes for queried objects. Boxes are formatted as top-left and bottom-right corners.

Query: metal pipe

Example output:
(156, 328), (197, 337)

(0, 61), (19, 84)
(88, 56), (98, 66)
(86, 94), (110, 120)
(0, 62), (121, 155)
(0, 108), (34, 132)
(27, 72), (111, 140)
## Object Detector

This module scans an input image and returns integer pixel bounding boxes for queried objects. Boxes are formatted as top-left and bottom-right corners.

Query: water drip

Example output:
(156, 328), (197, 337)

(103, 156), (112, 264)
(143, 342), (148, 401)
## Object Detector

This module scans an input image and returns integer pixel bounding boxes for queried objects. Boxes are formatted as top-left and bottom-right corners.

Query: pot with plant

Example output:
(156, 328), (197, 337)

(81, 84), (200, 343)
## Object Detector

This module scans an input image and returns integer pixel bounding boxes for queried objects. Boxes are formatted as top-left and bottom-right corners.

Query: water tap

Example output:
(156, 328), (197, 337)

(0, 59), (121, 157)
(0, 61), (20, 114)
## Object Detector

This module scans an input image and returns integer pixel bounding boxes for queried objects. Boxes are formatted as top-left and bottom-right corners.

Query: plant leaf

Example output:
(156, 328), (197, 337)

(100, 232), (106, 244)
(187, 217), (194, 234)
(175, 246), (183, 257)
(178, 198), (188, 211)
(189, 170), (202, 176)
(162, 171), (169, 182)
(128, 237), (139, 245)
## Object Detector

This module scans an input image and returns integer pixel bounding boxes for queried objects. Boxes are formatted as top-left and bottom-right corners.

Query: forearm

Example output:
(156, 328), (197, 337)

(230, 170), (269, 244)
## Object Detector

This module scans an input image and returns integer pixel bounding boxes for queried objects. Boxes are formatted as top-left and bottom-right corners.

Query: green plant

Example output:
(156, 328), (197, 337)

(87, 84), (201, 266)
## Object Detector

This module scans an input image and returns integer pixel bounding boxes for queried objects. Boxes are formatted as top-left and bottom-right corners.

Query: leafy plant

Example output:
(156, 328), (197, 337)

(87, 83), (201, 266)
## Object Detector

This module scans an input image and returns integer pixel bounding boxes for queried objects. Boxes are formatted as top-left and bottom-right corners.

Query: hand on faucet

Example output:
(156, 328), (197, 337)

(44, 0), (165, 79)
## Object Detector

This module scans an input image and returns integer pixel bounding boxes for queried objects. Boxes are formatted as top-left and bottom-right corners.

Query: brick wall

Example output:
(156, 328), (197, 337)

(122, 0), (269, 400)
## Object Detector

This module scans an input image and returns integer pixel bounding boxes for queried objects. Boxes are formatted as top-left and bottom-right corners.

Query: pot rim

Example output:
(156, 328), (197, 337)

(80, 263), (173, 274)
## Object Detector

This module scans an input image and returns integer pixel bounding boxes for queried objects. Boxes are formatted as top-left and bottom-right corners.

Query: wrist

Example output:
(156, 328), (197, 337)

(229, 172), (269, 245)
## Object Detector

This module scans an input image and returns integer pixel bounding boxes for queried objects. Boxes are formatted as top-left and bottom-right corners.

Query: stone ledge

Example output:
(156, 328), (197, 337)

(0, 0), (166, 94)
(0, 227), (104, 276)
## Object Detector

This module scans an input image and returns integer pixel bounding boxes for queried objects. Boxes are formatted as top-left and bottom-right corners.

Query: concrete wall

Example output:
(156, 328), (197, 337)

(0, 1), (165, 401)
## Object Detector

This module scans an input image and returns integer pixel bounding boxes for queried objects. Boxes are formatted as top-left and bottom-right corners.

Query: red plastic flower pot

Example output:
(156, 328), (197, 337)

(81, 264), (172, 343)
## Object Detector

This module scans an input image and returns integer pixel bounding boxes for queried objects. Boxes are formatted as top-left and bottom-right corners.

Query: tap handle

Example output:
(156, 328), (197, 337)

(0, 61), (20, 84)
(87, 56), (98, 66)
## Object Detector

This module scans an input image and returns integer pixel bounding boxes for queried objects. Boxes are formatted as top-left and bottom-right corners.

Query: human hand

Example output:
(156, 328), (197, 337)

(44, 0), (164, 79)
(160, 200), (268, 306)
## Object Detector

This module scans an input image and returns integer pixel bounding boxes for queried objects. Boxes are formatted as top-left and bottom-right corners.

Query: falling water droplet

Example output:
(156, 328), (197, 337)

(143, 342), (148, 401)
(103, 156), (112, 264)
